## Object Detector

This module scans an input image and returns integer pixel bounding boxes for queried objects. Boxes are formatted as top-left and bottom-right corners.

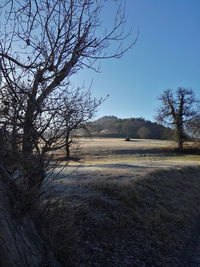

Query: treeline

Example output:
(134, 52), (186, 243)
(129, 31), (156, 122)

(87, 116), (173, 140)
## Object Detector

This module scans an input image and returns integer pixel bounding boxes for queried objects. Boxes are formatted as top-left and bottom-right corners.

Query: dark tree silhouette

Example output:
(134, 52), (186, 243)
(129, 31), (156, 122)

(186, 116), (200, 141)
(0, 1), (133, 265)
(0, 0), (134, 182)
(0, 0), (134, 158)
(155, 88), (198, 149)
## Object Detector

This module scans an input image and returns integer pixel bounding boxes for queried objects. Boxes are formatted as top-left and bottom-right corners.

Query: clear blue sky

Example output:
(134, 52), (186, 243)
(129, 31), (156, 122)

(72, 0), (200, 122)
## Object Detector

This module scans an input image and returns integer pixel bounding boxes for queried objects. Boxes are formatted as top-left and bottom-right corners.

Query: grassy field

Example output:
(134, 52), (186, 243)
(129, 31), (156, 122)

(77, 137), (200, 162)
(54, 138), (200, 181)
(41, 138), (200, 266)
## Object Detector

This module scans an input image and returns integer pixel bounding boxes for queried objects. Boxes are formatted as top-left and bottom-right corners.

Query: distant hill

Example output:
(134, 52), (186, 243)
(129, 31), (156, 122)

(87, 116), (173, 140)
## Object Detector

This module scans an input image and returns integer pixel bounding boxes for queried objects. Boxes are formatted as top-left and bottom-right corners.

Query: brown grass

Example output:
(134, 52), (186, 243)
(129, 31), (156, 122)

(39, 165), (200, 266)
(54, 138), (200, 169)
(35, 138), (200, 265)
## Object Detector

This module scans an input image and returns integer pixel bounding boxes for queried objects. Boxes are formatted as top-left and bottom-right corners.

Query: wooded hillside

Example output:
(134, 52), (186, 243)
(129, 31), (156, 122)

(88, 116), (173, 139)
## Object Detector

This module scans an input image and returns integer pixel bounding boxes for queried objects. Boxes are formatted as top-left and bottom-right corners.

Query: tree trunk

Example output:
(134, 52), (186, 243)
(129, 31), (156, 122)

(0, 168), (61, 267)
(22, 97), (37, 156)
(22, 99), (39, 190)
(178, 138), (184, 150)
(22, 116), (34, 156)
(65, 133), (71, 159)
(176, 120), (184, 150)
(11, 105), (18, 153)
(66, 145), (70, 159)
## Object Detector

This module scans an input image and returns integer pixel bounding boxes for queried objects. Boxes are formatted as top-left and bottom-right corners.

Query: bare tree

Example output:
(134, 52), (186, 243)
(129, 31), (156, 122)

(155, 88), (199, 149)
(59, 88), (105, 159)
(33, 87), (104, 159)
(0, 0), (134, 260)
(186, 116), (200, 142)
(0, 0), (133, 170)
(0, 2), (133, 264)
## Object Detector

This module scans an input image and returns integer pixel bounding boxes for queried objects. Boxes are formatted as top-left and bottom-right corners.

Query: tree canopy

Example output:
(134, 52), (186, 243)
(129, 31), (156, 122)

(155, 88), (199, 149)
(88, 116), (173, 140)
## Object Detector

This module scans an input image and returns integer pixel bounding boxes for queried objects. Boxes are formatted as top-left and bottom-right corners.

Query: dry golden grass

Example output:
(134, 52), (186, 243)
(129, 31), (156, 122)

(61, 137), (200, 164)
(53, 138), (200, 183)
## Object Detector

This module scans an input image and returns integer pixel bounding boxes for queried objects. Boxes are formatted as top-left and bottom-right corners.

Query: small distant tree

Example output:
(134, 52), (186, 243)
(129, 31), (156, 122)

(137, 126), (150, 139)
(155, 88), (199, 149)
(59, 89), (104, 159)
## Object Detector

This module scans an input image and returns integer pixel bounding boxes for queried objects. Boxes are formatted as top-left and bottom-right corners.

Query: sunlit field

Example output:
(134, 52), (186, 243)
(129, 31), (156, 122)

(52, 137), (200, 198)
(78, 137), (200, 162)
(1, 0), (200, 265)
(53, 137), (200, 180)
